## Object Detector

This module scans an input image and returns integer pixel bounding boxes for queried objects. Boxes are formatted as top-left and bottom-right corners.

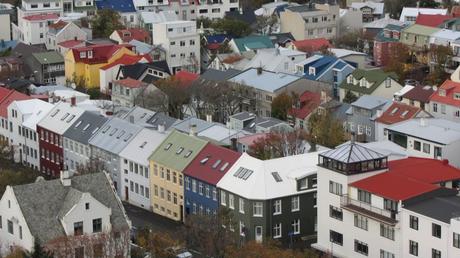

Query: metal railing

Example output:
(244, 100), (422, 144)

(340, 194), (397, 221)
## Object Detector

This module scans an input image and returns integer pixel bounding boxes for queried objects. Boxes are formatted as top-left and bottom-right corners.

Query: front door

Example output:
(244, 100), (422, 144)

(125, 186), (129, 201)
(255, 226), (263, 243)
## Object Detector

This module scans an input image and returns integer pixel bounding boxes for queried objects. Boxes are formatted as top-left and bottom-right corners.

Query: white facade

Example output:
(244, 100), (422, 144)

(15, 15), (60, 45)
(45, 22), (88, 50)
(0, 13), (11, 41)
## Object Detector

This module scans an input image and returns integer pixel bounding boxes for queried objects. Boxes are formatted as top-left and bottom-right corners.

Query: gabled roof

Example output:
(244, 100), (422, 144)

(140, 10), (178, 24)
(320, 142), (386, 164)
(339, 69), (399, 94)
(205, 34), (231, 44)
(100, 53), (152, 71)
(114, 77), (146, 88)
(351, 2), (384, 15)
(429, 79), (460, 107)
(350, 157), (460, 201)
(57, 39), (85, 48)
(32, 51), (64, 64)
(37, 102), (85, 134)
(173, 117), (214, 134)
(376, 102), (422, 125)
(96, 0), (136, 13)
(71, 44), (133, 64)
(400, 7), (448, 22)
(301, 55), (344, 81)
(350, 95), (391, 110)
(228, 68), (301, 93)
(289, 91), (321, 119)
(415, 14), (453, 27)
(291, 38), (331, 52)
(183, 143), (241, 185)
(119, 128), (168, 165)
(146, 112), (180, 131)
(217, 152), (323, 200)
(148, 130), (208, 172)
(12, 173), (130, 244)
(119, 61), (171, 80)
(0, 89), (31, 118)
(63, 111), (108, 145)
(200, 69), (241, 82)
(117, 106), (156, 127)
(402, 85), (434, 103)
(402, 24), (441, 36)
(232, 36), (274, 53)
(23, 13), (59, 21)
(11, 99), (54, 131)
(115, 28), (150, 43)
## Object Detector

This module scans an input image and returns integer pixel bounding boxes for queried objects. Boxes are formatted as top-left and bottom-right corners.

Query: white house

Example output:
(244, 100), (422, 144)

(45, 21), (89, 50)
(16, 13), (60, 45)
(399, 7), (448, 23)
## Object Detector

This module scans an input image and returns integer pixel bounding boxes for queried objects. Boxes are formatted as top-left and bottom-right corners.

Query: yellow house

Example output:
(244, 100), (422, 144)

(149, 130), (207, 222)
(65, 44), (135, 89)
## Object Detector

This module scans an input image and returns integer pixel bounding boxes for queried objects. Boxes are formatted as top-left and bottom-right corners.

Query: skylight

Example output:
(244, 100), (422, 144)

(249, 122), (256, 128)
(92, 127), (99, 134)
(66, 115), (76, 123)
(124, 133), (133, 142)
(390, 108), (399, 115)
(401, 110), (409, 117)
(220, 162), (229, 172)
(271, 172), (283, 182)
(61, 113), (70, 121)
(75, 121), (82, 128)
(109, 128), (118, 136)
(50, 109), (60, 117)
(233, 167), (253, 180)
(212, 160), (222, 169)
(83, 124), (90, 131)
(200, 156), (210, 164)
(140, 141), (147, 148)
(164, 143), (172, 150)
(184, 150), (193, 158)
(102, 125), (111, 133)
(176, 147), (184, 154)
(116, 130), (126, 139)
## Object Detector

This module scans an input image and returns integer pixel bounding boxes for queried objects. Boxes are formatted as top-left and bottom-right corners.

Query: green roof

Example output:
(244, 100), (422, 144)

(32, 51), (64, 64)
(148, 130), (208, 172)
(339, 69), (398, 94)
(233, 36), (274, 52)
(402, 24), (441, 37)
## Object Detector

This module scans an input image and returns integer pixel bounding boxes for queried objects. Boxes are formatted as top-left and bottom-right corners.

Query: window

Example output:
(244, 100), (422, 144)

(85, 203), (90, 210)
(273, 223), (282, 238)
(432, 223), (441, 238)
(408, 240), (420, 257)
(330, 230), (343, 245)
(239, 198), (245, 213)
(414, 140), (421, 151)
(384, 199), (397, 211)
(410, 215), (419, 230)
(432, 249), (441, 258)
(253, 202), (263, 217)
(433, 103), (438, 112)
(229, 194), (234, 209)
(454, 232), (460, 248)
(380, 224), (395, 240)
(192, 179), (196, 192)
(220, 191), (226, 205)
(423, 143), (430, 154)
(198, 182), (203, 195)
(380, 250), (395, 258)
(355, 240), (369, 256)
(329, 205), (343, 220)
(329, 181), (342, 195)
(93, 218), (102, 233)
(291, 219), (300, 234)
(19, 226), (22, 239)
(299, 178), (308, 190)
(291, 196), (299, 211)
(354, 214), (368, 230)
(273, 200), (282, 215)
(358, 190), (371, 204)
(7, 220), (13, 234)
(74, 221), (83, 235)
(441, 104), (446, 114)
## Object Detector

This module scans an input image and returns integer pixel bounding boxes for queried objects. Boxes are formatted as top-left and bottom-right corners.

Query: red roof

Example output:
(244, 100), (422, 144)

(100, 54), (152, 70)
(183, 143), (241, 185)
(115, 28), (150, 43)
(23, 13), (59, 21)
(175, 71), (199, 89)
(289, 91), (321, 120)
(58, 39), (85, 48)
(292, 38), (331, 52)
(48, 20), (68, 30)
(429, 79), (460, 107)
(114, 77), (145, 88)
(237, 133), (268, 146)
(415, 14), (453, 27)
(71, 44), (134, 64)
(350, 157), (460, 201)
(0, 90), (31, 118)
(375, 102), (421, 125)
(402, 85), (435, 103)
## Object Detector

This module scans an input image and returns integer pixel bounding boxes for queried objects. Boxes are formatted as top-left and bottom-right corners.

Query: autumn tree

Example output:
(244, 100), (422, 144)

(211, 17), (252, 37)
(29, 241), (53, 258)
(90, 9), (124, 38)
(0, 169), (42, 195)
(271, 92), (294, 121)
(224, 240), (320, 258)
(248, 129), (310, 160)
(150, 76), (192, 119)
(3, 247), (26, 258)
(136, 229), (182, 258)
(428, 44), (453, 85)
(308, 111), (346, 148)
(333, 30), (371, 53)
(383, 43), (411, 82)
(75, 157), (106, 175)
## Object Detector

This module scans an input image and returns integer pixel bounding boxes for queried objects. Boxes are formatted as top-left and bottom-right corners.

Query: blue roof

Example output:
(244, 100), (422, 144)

(95, 0), (135, 13)
(333, 61), (347, 70)
(0, 40), (18, 52)
(303, 56), (342, 80)
(206, 34), (230, 44)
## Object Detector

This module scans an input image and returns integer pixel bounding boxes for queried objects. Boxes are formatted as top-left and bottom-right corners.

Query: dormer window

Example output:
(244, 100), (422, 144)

(79, 51), (86, 59)
(309, 67), (315, 76)
(439, 89), (446, 97)
(360, 78), (366, 87)
(88, 50), (93, 58)
(347, 76), (353, 84)
(454, 93), (460, 100)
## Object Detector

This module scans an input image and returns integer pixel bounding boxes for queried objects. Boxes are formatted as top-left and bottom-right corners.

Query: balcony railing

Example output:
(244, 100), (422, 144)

(340, 194), (398, 225)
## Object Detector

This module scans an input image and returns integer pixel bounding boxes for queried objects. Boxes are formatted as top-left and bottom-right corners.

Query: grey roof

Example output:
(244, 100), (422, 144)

(256, 117), (286, 129)
(12, 173), (130, 244)
(173, 117), (214, 134)
(230, 111), (257, 121)
(146, 112), (180, 130)
(286, 4), (317, 12)
(200, 68), (241, 82)
(320, 142), (386, 163)
(89, 117), (143, 154)
(228, 68), (302, 93)
(63, 111), (108, 144)
(351, 95), (391, 110)
(57, 188), (83, 219)
(118, 106), (156, 128)
(404, 196), (460, 223)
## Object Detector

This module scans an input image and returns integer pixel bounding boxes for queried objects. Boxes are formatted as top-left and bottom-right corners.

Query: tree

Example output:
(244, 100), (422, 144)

(0, 168), (41, 196)
(4, 247), (26, 258)
(75, 157), (106, 175)
(333, 30), (371, 53)
(308, 111), (346, 148)
(211, 18), (252, 38)
(342, 91), (358, 104)
(90, 9), (124, 38)
(248, 129), (310, 160)
(428, 44), (452, 85)
(153, 77), (192, 119)
(29, 241), (53, 258)
(271, 92), (294, 121)
(136, 229), (182, 258)
(224, 240), (320, 258)
(383, 43), (411, 82)
(255, 14), (278, 35)
(419, 0), (440, 8)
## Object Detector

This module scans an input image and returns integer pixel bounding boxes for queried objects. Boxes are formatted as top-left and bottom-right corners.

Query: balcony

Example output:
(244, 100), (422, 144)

(340, 194), (398, 225)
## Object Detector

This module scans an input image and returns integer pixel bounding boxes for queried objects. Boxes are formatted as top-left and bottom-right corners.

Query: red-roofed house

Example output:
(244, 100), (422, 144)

(16, 13), (60, 45)
(174, 70), (199, 89)
(57, 40), (86, 55)
(287, 38), (331, 53)
(110, 28), (150, 44)
(288, 91), (322, 130)
(0, 89), (31, 143)
(64, 44), (136, 89)
(111, 77), (164, 108)
(237, 132), (268, 153)
(46, 21), (89, 51)
(429, 79), (460, 122)
(183, 143), (241, 215)
(415, 14), (453, 28)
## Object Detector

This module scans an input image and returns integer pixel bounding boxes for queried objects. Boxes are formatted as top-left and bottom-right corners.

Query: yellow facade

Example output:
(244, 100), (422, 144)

(64, 47), (135, 89)
(150, 161), (184, 222)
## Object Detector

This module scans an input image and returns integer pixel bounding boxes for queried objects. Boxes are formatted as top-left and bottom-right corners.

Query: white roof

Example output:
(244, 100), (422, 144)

(388, 118), (460, 145)
(363, 16), (407, 29)
(37, 102), (86, 134)
(339, 140), (408, 161)
(242, 48), (306, 72)
(217, 151), (325, 200)
(399, 7), (448, 22)
(140, 10), (178, 24)
(351, 2), (384, 15)
(329, 48), (366, 58)
(11, 99), (54, 131)
(394, 85), (415, 98)
(197, 125), (250, 144)
(430, 29), (460, 45)
(254, 1), (297, 16)
(119, 128), (169, 165)
(52, 89), (89, 99)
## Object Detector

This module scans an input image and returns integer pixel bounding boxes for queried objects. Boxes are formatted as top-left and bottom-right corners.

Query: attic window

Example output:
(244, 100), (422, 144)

(140, 141), (147, 148)
(164, 143), (172, 150)
(66, 115), (76, 123)
(102, 125), (111, 133)
(50, 109), (60, 117)
(308, 67), (315, 75)
(271, 172), (283, 182)
(439, 89), (447, 97)
(212, 160), (222, 169)
(85, 203), (89, 210)
(200, 156), (209, 164)
(184, 150), (193, 158)
(401, 110), (409, 117)
(109, 128), (118, 136)
(176, 147), (184, 154)
(116, 130), (126, 139)
(249, 122), (256, 129)
(390, 107), (399, 115)
(454, 93), (460, 100)
(220, 162), (229, 172)
(80, 51), (86, 58)
(92, 127), (99, 134)
(83, 124), (90, 131)
(88, 50), (93, 58)
(61, 113), (70, 121)
(124, 133), (133, 142)
(75, 121), (82, 128)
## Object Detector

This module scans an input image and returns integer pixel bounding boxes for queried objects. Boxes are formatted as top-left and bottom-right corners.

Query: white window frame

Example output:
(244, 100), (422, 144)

(291, 196), (300, 212)
(273, 199), (282, 215)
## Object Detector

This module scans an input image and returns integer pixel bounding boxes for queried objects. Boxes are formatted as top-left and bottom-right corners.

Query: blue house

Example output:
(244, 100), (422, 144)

(296, 55), (355, 97)
(183, 143), (241, 216)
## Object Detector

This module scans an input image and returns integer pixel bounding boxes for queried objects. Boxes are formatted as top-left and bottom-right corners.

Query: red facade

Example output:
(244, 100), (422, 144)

(37, 126), (64, 177)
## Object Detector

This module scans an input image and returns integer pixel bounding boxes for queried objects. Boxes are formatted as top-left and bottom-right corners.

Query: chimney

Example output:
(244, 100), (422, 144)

(129, 115), (134, 124)
(60, 171), (71, 187)
(256, 67), (263, 75)
(206, 114), (212, 123)
(70, 96), (76, 106)
(230, 137), (237, 151)
(158, 123), (165, 133)
(189, 124), (197, 136)
(320, 90), (327, 103)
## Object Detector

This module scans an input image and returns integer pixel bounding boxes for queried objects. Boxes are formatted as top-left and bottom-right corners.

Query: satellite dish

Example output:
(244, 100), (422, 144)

(71, 82), (76, 89)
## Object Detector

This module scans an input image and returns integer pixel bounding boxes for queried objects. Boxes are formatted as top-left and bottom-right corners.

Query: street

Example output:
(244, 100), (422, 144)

(123, 202), (182, 234)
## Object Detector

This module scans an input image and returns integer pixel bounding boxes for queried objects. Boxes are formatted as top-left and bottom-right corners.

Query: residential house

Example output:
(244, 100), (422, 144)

(350, 1), (384, 23)
(149, 130), (208, 221)
(400, 24), (441, 62)
(0, 172), (131, 257)
(296, 55), (355, 97)
(0, 3), (14, 41)
(64, 43), (136, 89)
(0, 89), (31, 144)
(228, 111), (292, 133)
(329, 48), (367, 69)
(399, 7), (448, 23)
(428, 79), (460, 122)
(236, 133), (267, 153)
(95, 0), (138, 28)
(145, 112), (180, 131)
(374, 24), (407, 67)
(228, 35), (275, 54)
(317, 99), (351, 125)
(62, 111), (108, 173)
(288, 91), (321, 130)
(15, 13), (60, 45)
(339, 69), (402, 102)
(400, 84), (435, 110)
(429, 29), (460, 72)
(217, 152), (321, 245)
(109, 28), (150, 44)
(6, 99), (53, 170)
(45, 21), (89, 51)
(387, 118), (460, 168)
(280, 4), (339, 41)
(25, 51), (65, 85)
(286, 38), (331, 53)
(183, 143), (241, 216)
(363, 14), (407, 38)
(62, 0), (97, 16)
(111, 77), (164, 108)
(56, 39), (85, 55)
(128, 39), (166, 61)
(37, 101), (85, 177)
(88, 117), (143, 195)
(415, 13), (453, 28)
(375, 101), (431, 141)
(119, 128), (168, 210)
(115, 61), (171, 84)
(345, 95), (392, 142)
